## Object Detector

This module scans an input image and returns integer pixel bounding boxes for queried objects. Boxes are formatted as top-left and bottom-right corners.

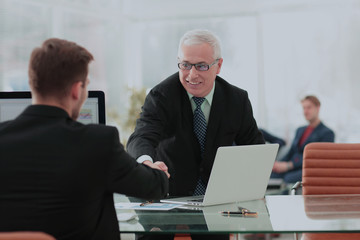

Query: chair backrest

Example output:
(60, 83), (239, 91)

(0, 232), (56, 240)
(302, 142), (360, 195)
(301, 143), (360, 240)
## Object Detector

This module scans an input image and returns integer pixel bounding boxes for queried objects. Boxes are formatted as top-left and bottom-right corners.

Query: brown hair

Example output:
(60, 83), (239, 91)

(28, 38), (94, 98)
(302, 95), (320, 107)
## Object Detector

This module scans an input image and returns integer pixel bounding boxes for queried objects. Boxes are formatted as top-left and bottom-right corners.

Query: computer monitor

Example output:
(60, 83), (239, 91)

(0, 91), (105, 124)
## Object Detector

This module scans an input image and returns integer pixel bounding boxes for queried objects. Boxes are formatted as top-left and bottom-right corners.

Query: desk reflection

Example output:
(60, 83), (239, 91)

(116, 194), (360, 234)
(304, 194), (360, 219)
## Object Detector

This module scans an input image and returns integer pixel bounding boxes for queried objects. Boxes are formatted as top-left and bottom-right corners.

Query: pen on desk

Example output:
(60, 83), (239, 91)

(140, 201), (153, 207)
(238, 207), (249, 213)
(220, 211), (258, 217)
(242, 211), (258, 217)
(220, 211), (243, 215)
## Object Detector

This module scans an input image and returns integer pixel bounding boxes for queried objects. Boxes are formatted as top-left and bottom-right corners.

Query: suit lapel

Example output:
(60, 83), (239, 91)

(295, 127), (306, 146)
(180, 86), (193, 128)
(303, 123), (323, 146)
(203, 81), (223, 158)
(179, 85), (202, 159)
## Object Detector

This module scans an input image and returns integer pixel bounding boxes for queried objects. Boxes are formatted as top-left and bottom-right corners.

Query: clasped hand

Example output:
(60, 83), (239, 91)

(143, 160), (170, 178)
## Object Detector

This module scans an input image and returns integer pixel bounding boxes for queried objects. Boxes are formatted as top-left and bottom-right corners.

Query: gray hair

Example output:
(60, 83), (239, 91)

(178, 29), (222, 60)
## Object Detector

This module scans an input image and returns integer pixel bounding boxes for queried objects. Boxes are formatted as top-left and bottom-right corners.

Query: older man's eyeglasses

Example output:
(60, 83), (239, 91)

(178, 59), (219, 71)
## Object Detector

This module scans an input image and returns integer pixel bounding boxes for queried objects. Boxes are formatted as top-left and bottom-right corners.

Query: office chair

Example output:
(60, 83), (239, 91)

(0, 231), (56, 240)
(292, 142), (360, 240)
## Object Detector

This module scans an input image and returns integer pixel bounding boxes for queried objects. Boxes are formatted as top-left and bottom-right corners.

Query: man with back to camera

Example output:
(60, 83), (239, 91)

(0, 38), (169, 240)
(271, 95), (335, 183)
(127, 29), (264, 240)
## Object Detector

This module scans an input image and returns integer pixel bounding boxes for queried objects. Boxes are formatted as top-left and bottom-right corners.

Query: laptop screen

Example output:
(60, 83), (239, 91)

(0, 91), (105, 124)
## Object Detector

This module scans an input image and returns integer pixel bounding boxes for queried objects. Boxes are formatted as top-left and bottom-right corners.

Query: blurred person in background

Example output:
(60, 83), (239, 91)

(271, 95), (335, 183)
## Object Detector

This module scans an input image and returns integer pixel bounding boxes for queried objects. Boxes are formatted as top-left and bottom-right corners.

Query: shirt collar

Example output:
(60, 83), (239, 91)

(186, 82), (215, 106)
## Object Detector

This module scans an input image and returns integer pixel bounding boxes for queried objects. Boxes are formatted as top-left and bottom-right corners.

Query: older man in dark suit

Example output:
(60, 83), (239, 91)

(0, 38), (169, 240)
(127, 29), (264, 240)
(128, 29), (264, 199)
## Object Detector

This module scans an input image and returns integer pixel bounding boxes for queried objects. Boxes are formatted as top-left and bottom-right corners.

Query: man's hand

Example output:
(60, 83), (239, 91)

(272, 161), (292, 173)
(142, 160), (170, 178)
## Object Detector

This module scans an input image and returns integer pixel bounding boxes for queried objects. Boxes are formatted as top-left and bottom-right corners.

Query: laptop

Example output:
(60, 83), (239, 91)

(0, 91), (106, 124)
(161, 144), (279, 206)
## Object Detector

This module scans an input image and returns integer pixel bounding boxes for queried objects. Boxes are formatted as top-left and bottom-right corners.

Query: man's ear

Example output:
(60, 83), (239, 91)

(216, 58), (223, 75)
(71, 81), (83, 100)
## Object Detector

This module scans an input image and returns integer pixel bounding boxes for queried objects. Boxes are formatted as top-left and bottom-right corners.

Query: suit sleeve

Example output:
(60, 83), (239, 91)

(280, 128), (301, 162)
(107, 128), (169, 199)
(319, 129), (335, 142)
(127, 89), (169, 160)
(235, 92), (265, 145)
(280, 146), (295, 163)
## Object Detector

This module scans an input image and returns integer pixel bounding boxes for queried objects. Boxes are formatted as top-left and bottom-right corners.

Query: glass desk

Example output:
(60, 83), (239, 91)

(115, 194), (360, 236)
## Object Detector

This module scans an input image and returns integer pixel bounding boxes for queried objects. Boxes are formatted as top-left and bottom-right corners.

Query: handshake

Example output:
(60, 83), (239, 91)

(142, 160), (170, 178)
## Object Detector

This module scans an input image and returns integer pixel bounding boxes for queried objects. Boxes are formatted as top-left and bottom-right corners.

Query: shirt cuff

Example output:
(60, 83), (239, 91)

(136, 155), (154, 164)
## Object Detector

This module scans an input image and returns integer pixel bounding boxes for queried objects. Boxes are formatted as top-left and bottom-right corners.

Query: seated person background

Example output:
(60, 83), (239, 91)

(271, 95), (335, 183)
(259, 128), (286, 148)
(0, 38), (169, 240)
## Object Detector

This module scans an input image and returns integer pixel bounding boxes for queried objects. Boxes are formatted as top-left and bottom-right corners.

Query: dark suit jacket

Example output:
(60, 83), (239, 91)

(0, 105), (168, 240)
(127, 72), (264, 196)
(281, 122), (335, 169)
